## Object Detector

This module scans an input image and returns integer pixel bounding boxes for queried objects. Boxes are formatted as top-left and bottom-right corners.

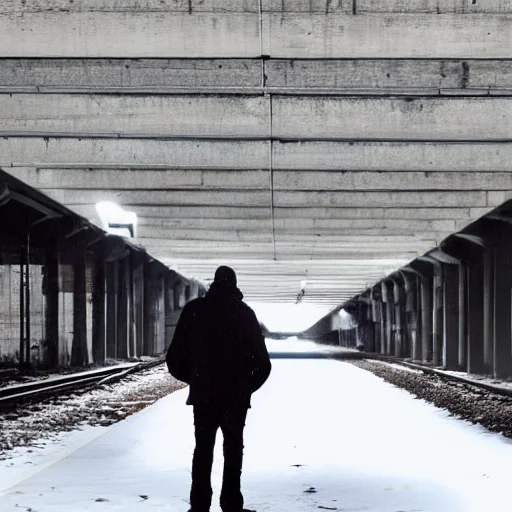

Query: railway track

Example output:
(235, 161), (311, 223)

(326, 350), (512, 399)
(0, 359), (165, 410)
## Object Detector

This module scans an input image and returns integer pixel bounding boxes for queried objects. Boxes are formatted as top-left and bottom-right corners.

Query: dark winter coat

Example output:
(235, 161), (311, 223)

(166, 284), (271, 408)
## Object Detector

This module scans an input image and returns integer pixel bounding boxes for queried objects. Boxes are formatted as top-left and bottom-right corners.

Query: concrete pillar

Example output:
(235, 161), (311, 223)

(483, 246), (494, 374)
(106, 261), (118, 358)
(143, 262), (156, 355)
(443, 263), (459, 370)
(378, 297), (386, 355)
(19, 245), (25, 367)
(493, 244), (512, 378)
(381, 281), (393, 355)
(403, 272), (420, 361)
(92, 256), (106, 365)
(371, 291), (381, 353)
(458, 263), (467, 370)
(420, 274), (432, 363)
(432, 263), (443, 366)
(45, 247), (59, 368)
(132, 258), (144, 358)
(117, 257), (129, 359)
(467, 263), (485, 374)
(71, 252), (88, 366)
(155, 273), (166, 354)
(126, 257), (135, 359)
(393, 279), (404, 357)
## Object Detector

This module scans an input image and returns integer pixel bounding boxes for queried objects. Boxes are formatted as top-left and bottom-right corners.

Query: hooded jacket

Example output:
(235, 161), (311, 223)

(166, 283), (271, 408)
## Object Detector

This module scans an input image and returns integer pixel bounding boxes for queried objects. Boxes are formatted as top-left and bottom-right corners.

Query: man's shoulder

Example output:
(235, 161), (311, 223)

(182, 297), (205, 314)
(238, 300), (258, 319)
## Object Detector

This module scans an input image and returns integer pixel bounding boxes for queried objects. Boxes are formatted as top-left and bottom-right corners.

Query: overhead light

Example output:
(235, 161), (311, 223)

(95, 201), (137, 239)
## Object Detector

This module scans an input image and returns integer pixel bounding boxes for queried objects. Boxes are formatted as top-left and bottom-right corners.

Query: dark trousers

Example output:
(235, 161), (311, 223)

(190, 402), (249, 512)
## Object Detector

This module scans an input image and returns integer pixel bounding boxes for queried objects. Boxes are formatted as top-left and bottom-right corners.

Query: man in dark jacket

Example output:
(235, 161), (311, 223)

(166, 266), (271, 512)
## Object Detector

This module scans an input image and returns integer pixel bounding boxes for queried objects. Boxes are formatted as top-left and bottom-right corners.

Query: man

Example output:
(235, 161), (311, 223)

(166, 266), (271, 512)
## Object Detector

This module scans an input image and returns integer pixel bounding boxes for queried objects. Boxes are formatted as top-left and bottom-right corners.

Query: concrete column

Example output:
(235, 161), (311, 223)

(432, 263), (443, 366)
(117, 257), (129, 359)
(371, 292), (381, 353)
(393, 279), (404, 357)
(106, 261), (118, 358)
(379, 297), (386, 355)
(126, 257), (135, 359)
(483, 246), (495, 374)
(45, 247), (59, 368)
(467, 263), (485, 374)
(156, 273), (166, 354)
(71, 252), (88, 366)
(92, 256), (106, 365)
(132, 258), (144, 358)
(420, 275), (432, 363)
(458, 263), (467, 370)
(443, 263), (459, 370)
(143, 262), (156, 355)
(404, 272), (420, 361)
(493, 244), (512, 378)
(381, 281), (392, 355)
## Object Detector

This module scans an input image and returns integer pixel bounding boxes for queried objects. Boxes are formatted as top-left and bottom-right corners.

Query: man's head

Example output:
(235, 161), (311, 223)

(213, 265), (237, 288)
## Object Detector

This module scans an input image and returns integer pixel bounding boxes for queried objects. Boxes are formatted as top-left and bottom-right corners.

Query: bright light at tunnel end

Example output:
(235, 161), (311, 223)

(248, 302), (333, 333)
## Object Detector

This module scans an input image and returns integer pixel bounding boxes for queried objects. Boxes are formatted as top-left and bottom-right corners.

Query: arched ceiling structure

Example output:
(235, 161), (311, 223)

(0, 1), (511, 313)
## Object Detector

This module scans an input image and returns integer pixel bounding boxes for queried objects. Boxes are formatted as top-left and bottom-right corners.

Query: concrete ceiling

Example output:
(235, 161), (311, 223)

(0, 0), (510, 312)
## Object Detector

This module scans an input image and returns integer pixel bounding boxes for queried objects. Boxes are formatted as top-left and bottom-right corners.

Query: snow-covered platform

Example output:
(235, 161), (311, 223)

(2, 358), (512, 512)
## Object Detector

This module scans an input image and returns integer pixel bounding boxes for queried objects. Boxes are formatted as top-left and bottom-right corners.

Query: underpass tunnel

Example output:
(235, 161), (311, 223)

(4, 165), (512, 384)
(2, 3), (512, 510)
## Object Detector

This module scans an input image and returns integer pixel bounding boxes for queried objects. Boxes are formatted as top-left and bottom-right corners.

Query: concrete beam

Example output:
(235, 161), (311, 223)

(0, 1), (260, 14)
(139, 237), (435, 250)
(274, 191), (490, 208)
(133, 220), (441, 242)
(42, 189), (271, 206)
(0, 59), (262, 93)
(40, 187), (495, 209)
(262, 1), (353, 12)
(273, 141), (512, 172)
(2, 59), (511, 95)
(356, 0), (512, 14)
(262, 14), (512, 58)
(0, 95), (268, 138)
(136, 218), (273, 230)
(69, 205), (474, 222)
(0, 138), (268, 169)
(0, 12), (261, 57)
(2, 95), (512, 140)
(274, 218), (456, 232)
(71, 205), (273, 220)
(2, 138), (512, 172)
(266, 59), (461, 94)
(10, 168), (512, 194)
(135, 228), (274, 242)
(9, 168), (270, 190)
(273, 97), (512, 140)
(0, 11), (510, 58)
(273, 171), (512, 191)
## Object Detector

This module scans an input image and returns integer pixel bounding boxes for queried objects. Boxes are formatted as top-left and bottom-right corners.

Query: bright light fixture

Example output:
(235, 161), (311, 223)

(95, 201), (137, 238)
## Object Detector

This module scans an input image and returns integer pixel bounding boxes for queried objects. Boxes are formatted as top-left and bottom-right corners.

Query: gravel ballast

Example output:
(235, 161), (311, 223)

(350, 359), (512, 439)
(0, 364), (185, 458)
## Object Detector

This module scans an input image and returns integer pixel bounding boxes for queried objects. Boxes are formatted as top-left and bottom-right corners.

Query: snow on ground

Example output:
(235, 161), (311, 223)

(265, 337), (350, 354)
(2, 359), (512, 511)
(368, 359), (423, 374)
